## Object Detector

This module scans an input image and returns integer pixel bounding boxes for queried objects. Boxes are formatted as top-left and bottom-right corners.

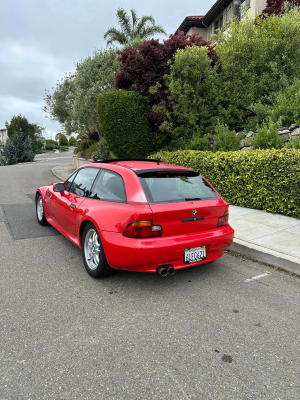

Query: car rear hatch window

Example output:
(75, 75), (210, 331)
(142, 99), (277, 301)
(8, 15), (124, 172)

(138, 170), (219, 204)
(138, 170), (227, 236)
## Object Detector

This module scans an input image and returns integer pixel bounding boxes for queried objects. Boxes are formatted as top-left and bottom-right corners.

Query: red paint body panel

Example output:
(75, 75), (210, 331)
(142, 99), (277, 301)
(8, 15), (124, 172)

(150, 199), (227, 236)
(101, 225), (234, 272)
(36, 160), (234, 274)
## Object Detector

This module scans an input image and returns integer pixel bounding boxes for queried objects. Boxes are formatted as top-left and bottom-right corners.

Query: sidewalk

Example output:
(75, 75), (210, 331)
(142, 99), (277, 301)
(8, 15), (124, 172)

(52, 164), (300, 276)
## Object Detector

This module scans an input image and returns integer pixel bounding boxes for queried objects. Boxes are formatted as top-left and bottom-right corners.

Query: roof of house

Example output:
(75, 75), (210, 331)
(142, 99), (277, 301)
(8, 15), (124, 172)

(175, 0), (233, 34)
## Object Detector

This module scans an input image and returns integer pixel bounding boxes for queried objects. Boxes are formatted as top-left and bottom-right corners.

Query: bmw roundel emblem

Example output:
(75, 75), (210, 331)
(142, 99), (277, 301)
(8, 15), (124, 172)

(192, 210), (198, 217)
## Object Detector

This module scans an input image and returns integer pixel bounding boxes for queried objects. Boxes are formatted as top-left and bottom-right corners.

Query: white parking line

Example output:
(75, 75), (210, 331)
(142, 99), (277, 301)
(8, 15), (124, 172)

(244, 272), (271, 283)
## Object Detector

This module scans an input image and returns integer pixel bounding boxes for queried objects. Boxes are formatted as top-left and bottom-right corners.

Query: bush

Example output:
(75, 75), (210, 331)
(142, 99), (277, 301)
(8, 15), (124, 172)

(59, 146), (68, 152)
(87, 131), (99, 141)
(93, 139), (112, 161)
(98, 91), (154, 158)
(252, 119), (283, 149)
(214, 121), (239, 151)
(151, 148), (300, 219)
(45, 144), (55, 151)
(272, 79), (300, 126)
(288, 135), (300, 149)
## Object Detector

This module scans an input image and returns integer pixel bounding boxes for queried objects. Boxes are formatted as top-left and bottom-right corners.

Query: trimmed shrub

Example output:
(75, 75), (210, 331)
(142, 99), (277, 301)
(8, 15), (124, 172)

(151, 149), (300, 219)
(97, 91), (154, 158)
(45, 144), (55, 151)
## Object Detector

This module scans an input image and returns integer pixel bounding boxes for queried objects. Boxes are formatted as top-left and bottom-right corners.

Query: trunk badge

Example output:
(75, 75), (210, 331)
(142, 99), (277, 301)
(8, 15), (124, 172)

(192, 210), (198, 216)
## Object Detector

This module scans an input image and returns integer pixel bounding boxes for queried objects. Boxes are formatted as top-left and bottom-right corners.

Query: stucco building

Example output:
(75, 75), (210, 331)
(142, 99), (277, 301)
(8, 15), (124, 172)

(176, 0), (267, 40)
(0, 128), (8, 145)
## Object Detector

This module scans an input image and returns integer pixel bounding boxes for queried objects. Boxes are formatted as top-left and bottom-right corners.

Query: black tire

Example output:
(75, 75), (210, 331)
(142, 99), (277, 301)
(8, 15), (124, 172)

(82, 222), (114, 278)
(36, 193), (48, 225)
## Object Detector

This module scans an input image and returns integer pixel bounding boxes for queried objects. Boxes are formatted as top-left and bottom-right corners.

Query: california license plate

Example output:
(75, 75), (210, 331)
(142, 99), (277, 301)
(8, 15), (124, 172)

(184, 246), (206, 264)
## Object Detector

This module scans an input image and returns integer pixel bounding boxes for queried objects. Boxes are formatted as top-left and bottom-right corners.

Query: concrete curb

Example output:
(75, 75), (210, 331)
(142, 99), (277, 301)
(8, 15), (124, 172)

(230, 238), (300, 276)
(51, 167), (63, 181)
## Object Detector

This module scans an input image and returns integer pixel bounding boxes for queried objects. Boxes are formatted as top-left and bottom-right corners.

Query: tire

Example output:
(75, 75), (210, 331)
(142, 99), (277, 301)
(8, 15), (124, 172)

(36, 193), (48, 225)
(82, 223), (114, 278)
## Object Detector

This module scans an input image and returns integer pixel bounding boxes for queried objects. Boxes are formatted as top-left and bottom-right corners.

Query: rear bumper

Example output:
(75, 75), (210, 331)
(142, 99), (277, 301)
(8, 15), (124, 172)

(101, 225), (234, 273)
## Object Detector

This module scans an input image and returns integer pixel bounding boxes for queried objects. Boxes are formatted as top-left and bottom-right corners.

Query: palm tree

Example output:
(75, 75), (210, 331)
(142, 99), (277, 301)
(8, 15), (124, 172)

(104, 8), (167, 48)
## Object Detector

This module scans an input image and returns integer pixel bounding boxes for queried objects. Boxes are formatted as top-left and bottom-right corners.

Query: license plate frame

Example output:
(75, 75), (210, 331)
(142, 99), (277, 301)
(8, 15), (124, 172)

(184, 246), (206, 264)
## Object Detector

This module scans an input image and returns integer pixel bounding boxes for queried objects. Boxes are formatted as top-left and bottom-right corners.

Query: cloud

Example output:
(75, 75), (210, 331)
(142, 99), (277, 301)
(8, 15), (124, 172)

(0, 0), (215, 138)
(0, 41), (74, 137)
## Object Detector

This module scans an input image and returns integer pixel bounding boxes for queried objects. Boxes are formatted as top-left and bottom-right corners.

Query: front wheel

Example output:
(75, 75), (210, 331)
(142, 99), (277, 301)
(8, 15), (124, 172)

(36, 193), (47, 225)
(82, 223), (114, 278)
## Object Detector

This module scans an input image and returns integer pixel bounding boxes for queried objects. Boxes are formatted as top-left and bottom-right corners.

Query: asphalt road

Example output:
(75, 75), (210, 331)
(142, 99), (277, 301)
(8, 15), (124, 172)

(0, 151), (299, 400)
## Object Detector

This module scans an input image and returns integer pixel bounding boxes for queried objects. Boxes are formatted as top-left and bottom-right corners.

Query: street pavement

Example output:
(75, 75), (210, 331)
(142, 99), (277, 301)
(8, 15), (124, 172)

(52, 163), (300, 277)
(0, 151), (299, 400)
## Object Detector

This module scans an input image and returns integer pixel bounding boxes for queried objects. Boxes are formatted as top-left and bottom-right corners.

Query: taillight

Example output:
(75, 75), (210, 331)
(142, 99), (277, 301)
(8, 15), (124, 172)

(217, 210), (229, 227)
(123, 221), (162, 238)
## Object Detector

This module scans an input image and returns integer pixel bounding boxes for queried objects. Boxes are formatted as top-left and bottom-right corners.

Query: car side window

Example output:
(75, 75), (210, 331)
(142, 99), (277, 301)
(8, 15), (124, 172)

(90, 170), (126, 203)
(68, 167), (100, 197)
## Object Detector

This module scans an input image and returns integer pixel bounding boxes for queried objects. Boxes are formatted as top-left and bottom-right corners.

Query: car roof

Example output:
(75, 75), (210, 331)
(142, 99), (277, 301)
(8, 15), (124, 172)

(92, 159), (192, 172)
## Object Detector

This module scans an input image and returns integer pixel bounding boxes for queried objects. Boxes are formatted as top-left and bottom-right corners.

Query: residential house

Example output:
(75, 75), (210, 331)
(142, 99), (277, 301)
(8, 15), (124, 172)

(0, 128), (8, 145)
(175, 0), (267, 40)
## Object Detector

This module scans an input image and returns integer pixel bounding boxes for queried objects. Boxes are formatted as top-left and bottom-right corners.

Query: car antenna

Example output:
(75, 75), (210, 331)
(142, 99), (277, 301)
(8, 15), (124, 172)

(156, 158), (161, 165)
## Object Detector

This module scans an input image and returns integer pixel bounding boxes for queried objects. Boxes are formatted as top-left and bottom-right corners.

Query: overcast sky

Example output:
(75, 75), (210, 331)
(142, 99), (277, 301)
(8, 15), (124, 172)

(0, 0), (215, 139)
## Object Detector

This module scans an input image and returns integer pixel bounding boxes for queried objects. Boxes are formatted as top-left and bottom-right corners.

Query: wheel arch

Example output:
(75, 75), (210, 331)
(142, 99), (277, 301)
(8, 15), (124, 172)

(79, 219), (102, 247)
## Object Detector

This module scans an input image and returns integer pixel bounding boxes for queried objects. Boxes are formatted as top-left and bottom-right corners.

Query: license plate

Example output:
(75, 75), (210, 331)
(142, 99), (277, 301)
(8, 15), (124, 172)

(184, 246), (206, 264)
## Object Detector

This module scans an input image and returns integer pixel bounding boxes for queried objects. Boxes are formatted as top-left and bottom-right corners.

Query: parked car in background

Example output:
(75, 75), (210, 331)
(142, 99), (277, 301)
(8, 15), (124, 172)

(36, 159), (234, 278)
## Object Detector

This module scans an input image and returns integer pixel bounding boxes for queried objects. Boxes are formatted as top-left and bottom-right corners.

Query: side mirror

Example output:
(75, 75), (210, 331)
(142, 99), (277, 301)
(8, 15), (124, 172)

(54, 183), (65, 193)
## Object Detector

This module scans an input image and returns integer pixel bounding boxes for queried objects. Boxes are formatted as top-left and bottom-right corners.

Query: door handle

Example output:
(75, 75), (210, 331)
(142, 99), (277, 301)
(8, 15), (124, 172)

(70, 203), (76, 209)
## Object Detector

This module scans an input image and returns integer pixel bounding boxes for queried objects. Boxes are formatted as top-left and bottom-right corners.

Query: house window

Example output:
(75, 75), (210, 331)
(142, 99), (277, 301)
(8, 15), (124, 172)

(224, 5), (231, 24)
(215, 15), (224, 32)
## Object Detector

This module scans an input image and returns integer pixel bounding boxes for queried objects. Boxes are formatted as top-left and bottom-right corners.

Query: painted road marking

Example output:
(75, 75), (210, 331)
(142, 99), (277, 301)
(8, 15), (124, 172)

(244, 272), (271, 283)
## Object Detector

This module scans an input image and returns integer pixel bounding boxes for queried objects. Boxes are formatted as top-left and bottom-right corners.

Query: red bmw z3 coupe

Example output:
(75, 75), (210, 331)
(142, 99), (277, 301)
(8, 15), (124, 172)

(36, 159), (234, 278)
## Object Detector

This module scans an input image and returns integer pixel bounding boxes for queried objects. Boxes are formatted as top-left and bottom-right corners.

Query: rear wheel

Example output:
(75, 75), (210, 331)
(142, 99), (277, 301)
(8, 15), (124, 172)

(36, 193), (47, 225)
(82, 223), (114, 278)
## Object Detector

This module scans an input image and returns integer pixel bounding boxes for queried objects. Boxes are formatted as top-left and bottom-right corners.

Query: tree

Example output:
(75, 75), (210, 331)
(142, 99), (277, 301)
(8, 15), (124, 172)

(58, 134), (69, 146)
(214, 7), (300, 130)
(43, 49), (120, 135)
(3, 131), (35, 164)
(116, 31), (217, 133)
(163, 46), (218, 147)
(68, 136), (77, 146)
(104, 8), (166, 48)
(5, 115), (44, 153)
(261, 0), (300, 16)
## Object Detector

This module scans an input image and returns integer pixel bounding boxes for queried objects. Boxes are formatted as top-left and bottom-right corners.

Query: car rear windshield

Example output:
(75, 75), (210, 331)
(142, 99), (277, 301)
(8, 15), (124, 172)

(138, 170), (220, 204)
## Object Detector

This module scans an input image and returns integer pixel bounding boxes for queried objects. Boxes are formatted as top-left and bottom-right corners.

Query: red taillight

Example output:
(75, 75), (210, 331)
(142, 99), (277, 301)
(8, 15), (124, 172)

(123, 221), (162, 238)
(217, 210), (229, 227)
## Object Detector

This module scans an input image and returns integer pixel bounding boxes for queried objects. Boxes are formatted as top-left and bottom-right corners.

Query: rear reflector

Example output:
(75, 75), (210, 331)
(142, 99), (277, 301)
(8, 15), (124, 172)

(123, 220), (162, 238)
(217, 210), (229, 227)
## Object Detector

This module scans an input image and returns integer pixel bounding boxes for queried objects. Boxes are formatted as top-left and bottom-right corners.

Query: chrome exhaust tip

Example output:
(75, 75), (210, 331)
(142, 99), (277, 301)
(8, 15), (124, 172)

(156, 266), (168, 277)
(168, 266), (175, 275)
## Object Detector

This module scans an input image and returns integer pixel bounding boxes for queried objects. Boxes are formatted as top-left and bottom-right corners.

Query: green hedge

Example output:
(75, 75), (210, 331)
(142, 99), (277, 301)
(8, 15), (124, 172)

(151, 149), (300, 219)
(97, 91), (154, 158)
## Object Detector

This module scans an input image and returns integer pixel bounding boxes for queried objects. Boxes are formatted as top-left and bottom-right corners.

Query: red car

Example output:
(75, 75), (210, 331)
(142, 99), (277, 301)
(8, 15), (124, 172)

(36, 159), (234, 278)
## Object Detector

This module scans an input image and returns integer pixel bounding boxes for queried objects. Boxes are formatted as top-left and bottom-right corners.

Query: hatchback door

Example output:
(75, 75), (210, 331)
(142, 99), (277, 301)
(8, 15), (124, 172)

(138, 170), (228, 237)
